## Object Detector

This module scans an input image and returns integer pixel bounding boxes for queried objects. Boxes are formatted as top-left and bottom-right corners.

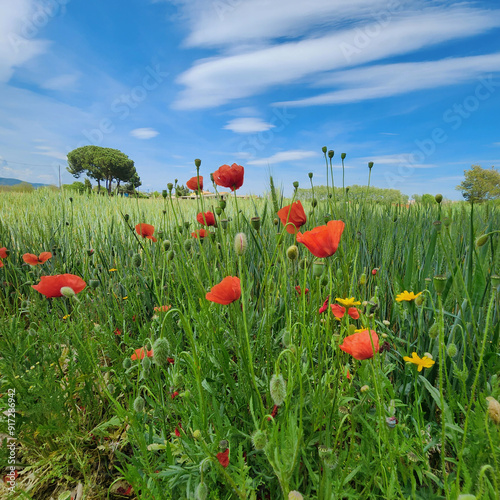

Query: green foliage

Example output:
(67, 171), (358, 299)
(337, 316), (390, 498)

(175, 184), (189, 197)
(297, 184), (409, 204)
(67, 145), (140, 194)
(456, 165), (500, 203)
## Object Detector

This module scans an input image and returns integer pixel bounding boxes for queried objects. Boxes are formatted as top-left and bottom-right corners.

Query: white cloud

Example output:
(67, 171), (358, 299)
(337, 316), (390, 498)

(276, 53), (500, 107)
(248, 150), (317, 165)
(130, 127), (159, 139)
(34, 145), (67, 160)
(41, 73), (81, 91)
(173, 6), (500, 109)
(223, 117), (275, 133)
(357, 154), (436, 169)
(0, 0), (51, 82)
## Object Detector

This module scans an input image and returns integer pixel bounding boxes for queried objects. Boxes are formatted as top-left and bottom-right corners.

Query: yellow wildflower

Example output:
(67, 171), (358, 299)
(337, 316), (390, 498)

(335, 297), (361, 307)
(396, 290), (422, 302)
(403, 352), (435, 372)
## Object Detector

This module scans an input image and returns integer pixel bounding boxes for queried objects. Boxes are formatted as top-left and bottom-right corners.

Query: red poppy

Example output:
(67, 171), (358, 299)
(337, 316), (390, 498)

(206, 276), (241, 305)
(135, 223), (157, 242)
(175, 426), (181, 437)
(196, 211), (216, 226)
(131, 347), (154, 360)
(212, 163), (244, 191)
(277, 200), (307, 234)
(267, 404), (279, 421)
(186, 176), (203, 191)
(217, 448), (230, 468)
(0, 247), (8, 259)
(0, 261), (3, 268)
(114, 328), (122, 335)
(154, 305), (172, 313)
(167, 357), (175, 364)
(319, 296), (329, 314)
(372, 268), (378, 275)
(171, 391), (179, 399)
(339, 329), (379, 360)
(191, 228), (208, 238)
(295, 285), (309, 295)
(330, 304), (360, 320)
(296, 220), (345, 258)
(23, 252), (52, 265)
(32, 274), (86, 298)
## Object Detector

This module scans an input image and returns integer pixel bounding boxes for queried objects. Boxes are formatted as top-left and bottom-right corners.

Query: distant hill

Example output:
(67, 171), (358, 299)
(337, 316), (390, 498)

(0, 177), (50, 189)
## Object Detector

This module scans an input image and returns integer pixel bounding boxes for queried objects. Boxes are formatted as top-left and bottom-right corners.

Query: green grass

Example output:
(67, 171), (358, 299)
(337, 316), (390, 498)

(0, 185), (499, 500)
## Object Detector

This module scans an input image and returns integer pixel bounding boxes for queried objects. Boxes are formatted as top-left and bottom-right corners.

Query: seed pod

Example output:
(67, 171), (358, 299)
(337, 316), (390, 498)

(270, 374), (286, 406)
(163, 240), (171, 251)
(433, 276), (446, 294)
(133, 396), (145, 412)
(153, 338), (171, 368)
(89, 279), (100, 289)
(251, 217), (261, 230)
(132, 253), (142, 268)
(252, 430), (267, 450)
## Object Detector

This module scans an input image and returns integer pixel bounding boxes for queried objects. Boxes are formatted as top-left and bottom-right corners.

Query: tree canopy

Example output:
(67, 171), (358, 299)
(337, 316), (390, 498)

(456, 165), (500, 203)
(67, 146), (140, 194)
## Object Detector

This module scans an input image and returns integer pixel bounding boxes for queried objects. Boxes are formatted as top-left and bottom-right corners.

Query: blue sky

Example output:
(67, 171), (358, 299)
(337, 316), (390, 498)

(0, 0), (499, 199)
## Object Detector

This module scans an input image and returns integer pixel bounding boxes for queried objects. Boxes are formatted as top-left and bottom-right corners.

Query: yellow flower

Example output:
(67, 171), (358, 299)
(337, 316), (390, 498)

(335, 297), (361, 307)
(109, 268), (117, 272)
(396, 290), (422, 302)
(403, 352), (435, 372)
(63, 314), (71, 320)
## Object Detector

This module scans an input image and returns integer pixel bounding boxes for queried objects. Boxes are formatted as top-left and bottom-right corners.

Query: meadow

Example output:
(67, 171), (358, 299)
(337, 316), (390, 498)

(0, 167), (499, 500)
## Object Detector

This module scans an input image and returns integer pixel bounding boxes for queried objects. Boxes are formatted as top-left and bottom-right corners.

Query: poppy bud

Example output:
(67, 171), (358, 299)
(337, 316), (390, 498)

(486, 396), (500, 425)
(174, 179), (178, 184)
(210, 173), (214, 182)
(184, 221), (191, 230)
(87, 249), (94, 256)
(153, 338), (171, 368)
(385, 416), (397, 428)
(360, 385), (370, 393)
(476, 234), (488, 247)
(221, 219), (228, 229)
(293, 181), (299, 189)
(368, 162), (374, 169)
(192, 429), (201, 440)
(219, 200), (226, 210)
(69, 197), (73, 203)
(107, 383), (115, 394)
(132, 253), (142, 268)
(289, 491), (304, 500)
(215, 207), (222, 216)
(60, 286), (76, 298)
(299, 258), (308, 270)
(415, 294), (425, 306)
(308, 172), (313, 179)
(429, 322), (439, 339)
(323, 213), (330, 224)
(142, 356), (152, 371)
(287, 245), (298, 260)
(311, 198), (318, 208)
(124, 214), (130, 222)
(122, 358), (132, 369)
(163, 240), (171, 251)
(194, 158), (201, 168)
(320, 275), (328, 286)
(281, 329), (292, 347)
(195, 482), (208, 500)
(89, 279), (99, 289)
(251, 217), (261, 230)
(234, 233), (248, 256)
(447, 343), (458, 358)
(348, 324), (356, 335)
(184, 239), (193, 251)
(273, 218), (279, 226)
(443, 216), (451, 227)
(167, 250), (175, 261)
(329, 150), (335, 159)
(346, 187), (350, 194)
(322, 146), (327, 153)
(219, 439), (229, 450)
(312, 260), (325, 277)
(433, 220), (442, 233)
(270, 373), (286, 406)
(252, 430), (267, 450)
(162, 190), (168, 198)
(435, 193), (443, 204)
(133, 396), (145, 412)
(433, 275), (446, 295)
(167, 183), (173, 191)
(359, 273), (366, 285)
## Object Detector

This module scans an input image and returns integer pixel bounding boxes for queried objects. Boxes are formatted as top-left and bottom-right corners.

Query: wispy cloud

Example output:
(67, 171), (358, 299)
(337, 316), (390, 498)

(248, 150), (317, 165)
(223, 117), (275, 133)
(173, 6), (500, 109)
(276, 53), (500, 107)
(130, 127), (159, 139)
